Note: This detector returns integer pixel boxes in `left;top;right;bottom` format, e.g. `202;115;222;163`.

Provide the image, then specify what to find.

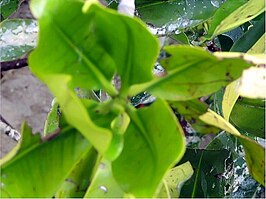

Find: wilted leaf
112;99;186;197
206;0;265;39
0;122;91;197
0;19;37;61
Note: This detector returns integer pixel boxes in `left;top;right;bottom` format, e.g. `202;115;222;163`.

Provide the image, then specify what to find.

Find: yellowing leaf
238;67;266;99
222;80;240;121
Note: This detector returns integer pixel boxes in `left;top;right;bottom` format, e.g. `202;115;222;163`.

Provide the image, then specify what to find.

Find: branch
0;114;21;142
0;58;28;72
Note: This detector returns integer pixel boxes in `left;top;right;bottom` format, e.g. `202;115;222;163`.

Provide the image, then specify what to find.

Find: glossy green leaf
222;80;240;121
206;0;265;39
157;161;194;198
0;0;19;20
85;159;125;198
112;99;186;197
55;148;98;198
230;98;265;138
170;100;220;134
0;19;37;61
230;13;265;53
179;148;233;198
0;122;91;197
199;109;265;185
130;45;251;100
135;0;223;30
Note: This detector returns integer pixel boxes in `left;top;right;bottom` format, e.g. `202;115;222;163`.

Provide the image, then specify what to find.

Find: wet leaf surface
0;19;37;61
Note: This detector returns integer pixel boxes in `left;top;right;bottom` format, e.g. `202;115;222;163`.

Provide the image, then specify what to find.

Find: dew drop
99;162;106;169
98;185;108;193
211;0;220;8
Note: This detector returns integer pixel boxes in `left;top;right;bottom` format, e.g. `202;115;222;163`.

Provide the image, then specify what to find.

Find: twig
0;58;28;72
0;115;21;142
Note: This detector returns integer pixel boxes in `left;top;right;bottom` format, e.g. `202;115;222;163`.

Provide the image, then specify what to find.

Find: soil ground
0;0;53;158
0;67;53;158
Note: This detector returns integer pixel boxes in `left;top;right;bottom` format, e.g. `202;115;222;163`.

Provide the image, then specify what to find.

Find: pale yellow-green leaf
222;80;240;121
209;0;265;38
238;67;266;99
248;33;265;54
199;109;241;136
157;161;194;198
213;52;266;65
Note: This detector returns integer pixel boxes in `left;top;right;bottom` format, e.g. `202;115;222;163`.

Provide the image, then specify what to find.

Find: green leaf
179;148;233;198
39;74;112;154
248;33;265;54
205;0;265;39
0;19;37;61
222;80;240;121
130;45;251;100
44;99;60;136
230;13;265;53
29;1;117;96
170;32;190;44
112;99;186;197
0;122;91;197
85;159;125;198
55;148;98;198
199;109;265;185
230;98;265;138
30;0;159;95
135;0;223;29
0;0;19;20
157;161;194;198
170;100;220;134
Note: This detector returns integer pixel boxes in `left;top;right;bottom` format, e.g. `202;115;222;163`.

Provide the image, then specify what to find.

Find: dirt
1;67;53;158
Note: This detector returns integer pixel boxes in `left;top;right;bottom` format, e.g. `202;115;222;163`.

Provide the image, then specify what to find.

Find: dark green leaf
135;0;223;30
230;12;265;52
0;0;19;20
199;109;265;185
112;99;186;197
230;98;265;138
179;148;233;198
